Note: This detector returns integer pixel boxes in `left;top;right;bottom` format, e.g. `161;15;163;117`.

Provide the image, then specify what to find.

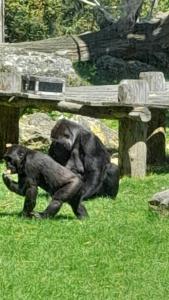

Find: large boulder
96;55;156;80
19;112;56;150
149;189;169;211
19;114;119;159
71;115;118;153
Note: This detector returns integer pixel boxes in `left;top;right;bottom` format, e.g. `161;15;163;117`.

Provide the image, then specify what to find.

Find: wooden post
0;70;21;159
140;72;166;165
0;0;4;43
0;106;19;159
118;79;150;177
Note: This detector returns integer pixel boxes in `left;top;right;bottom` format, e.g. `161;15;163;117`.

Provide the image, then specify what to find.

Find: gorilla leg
70;199;88;219
98;163;119;198
37;177;86;219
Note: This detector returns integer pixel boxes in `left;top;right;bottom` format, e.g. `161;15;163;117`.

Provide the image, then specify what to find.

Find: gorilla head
4;144;27;174
49;119;84;166
51;119;81;150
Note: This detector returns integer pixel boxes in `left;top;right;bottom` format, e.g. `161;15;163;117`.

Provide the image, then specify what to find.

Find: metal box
22;75;65;95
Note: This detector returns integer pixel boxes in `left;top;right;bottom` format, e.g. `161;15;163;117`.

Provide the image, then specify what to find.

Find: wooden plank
0;71;22;92
140;72;166;93
118;79;149;104
0;0;4;43
66;85;118;92
0;80;169;108
140;72;166;165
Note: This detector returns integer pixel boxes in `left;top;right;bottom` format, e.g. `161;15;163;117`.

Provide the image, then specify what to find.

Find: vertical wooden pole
140;72;166;165
0;0;4;43
118;79;150;177
0;105;19;159
119;118;148;177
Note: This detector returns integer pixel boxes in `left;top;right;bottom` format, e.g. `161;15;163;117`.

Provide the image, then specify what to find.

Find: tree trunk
0;12;168;68
0;106;19;159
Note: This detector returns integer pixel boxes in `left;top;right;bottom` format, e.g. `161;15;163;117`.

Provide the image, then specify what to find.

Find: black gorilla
2;144;88;219
48;119;119;201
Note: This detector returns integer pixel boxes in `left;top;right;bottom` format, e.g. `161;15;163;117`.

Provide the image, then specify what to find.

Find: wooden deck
1;81;169;110
0;71;168;177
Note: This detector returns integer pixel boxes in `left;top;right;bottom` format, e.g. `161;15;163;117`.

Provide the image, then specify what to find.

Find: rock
71;115;118;153
0;47;77;84
149;189;169;210
19;112;56;150
19;113;119;164
96;55;156;79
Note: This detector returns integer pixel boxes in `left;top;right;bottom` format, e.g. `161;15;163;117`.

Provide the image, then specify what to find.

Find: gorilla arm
2;173;38;216
2;173;26;196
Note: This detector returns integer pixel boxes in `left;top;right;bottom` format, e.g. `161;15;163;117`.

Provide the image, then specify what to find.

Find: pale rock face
19;113;56;150
0;47;77;82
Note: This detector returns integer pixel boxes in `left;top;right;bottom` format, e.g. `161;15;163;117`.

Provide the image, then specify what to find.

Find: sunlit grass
0;163;169;299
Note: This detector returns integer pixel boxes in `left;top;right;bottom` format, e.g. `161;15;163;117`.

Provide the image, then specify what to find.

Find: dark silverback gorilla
48;119;119;201
2;144;88;219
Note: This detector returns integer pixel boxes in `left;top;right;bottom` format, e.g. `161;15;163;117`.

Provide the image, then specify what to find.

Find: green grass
1;165;169;299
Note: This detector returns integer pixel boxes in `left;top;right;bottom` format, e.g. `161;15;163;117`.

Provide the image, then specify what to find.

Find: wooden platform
0;82;169;110
0;71;168;177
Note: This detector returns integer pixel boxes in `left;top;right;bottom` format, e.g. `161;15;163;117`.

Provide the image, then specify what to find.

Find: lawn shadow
147;158;169;175
54;214;75;221
0;211;75;221
0;211;19;217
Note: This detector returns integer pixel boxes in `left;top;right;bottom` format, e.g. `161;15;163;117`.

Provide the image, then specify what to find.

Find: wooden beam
140;72;166;165
118;79;150;177
0;0;4;43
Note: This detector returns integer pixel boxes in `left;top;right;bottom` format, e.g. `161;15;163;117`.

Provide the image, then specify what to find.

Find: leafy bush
5;0;169;42
5;0;48;42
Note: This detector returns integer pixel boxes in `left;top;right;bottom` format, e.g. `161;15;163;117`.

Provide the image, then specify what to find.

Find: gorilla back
3;144;88;219
49;119;119;201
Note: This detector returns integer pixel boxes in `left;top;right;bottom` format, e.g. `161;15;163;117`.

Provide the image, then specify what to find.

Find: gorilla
48;119;119;201
2;144;88;219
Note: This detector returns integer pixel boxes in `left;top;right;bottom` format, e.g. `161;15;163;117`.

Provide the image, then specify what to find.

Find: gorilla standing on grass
49;119;119;201
3;144;88;219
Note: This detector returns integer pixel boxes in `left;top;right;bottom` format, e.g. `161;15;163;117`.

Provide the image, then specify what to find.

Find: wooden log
118;79;149;177
0;106;19;159
0;95;131;119
118;79;149;104
1;12;169;66
140;71;166;165
119;118;147;177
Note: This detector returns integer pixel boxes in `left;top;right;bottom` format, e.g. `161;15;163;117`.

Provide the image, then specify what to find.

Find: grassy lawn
0;164;169;299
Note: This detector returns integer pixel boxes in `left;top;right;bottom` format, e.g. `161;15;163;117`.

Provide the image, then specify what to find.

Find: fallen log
0;12;168;68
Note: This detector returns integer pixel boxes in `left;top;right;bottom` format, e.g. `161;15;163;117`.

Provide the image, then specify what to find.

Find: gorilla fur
2;144;88;219
49;119;119;201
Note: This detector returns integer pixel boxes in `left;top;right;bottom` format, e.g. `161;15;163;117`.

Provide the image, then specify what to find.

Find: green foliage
1;163;169;298
158;0;169;12
5;0;169;42
5;0;48;42
5;0;98;42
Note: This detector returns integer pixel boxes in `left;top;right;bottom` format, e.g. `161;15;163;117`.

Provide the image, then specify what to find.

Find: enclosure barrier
0;70;168;177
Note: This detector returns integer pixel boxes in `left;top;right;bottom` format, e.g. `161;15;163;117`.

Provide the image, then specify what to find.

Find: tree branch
78;0;114;23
